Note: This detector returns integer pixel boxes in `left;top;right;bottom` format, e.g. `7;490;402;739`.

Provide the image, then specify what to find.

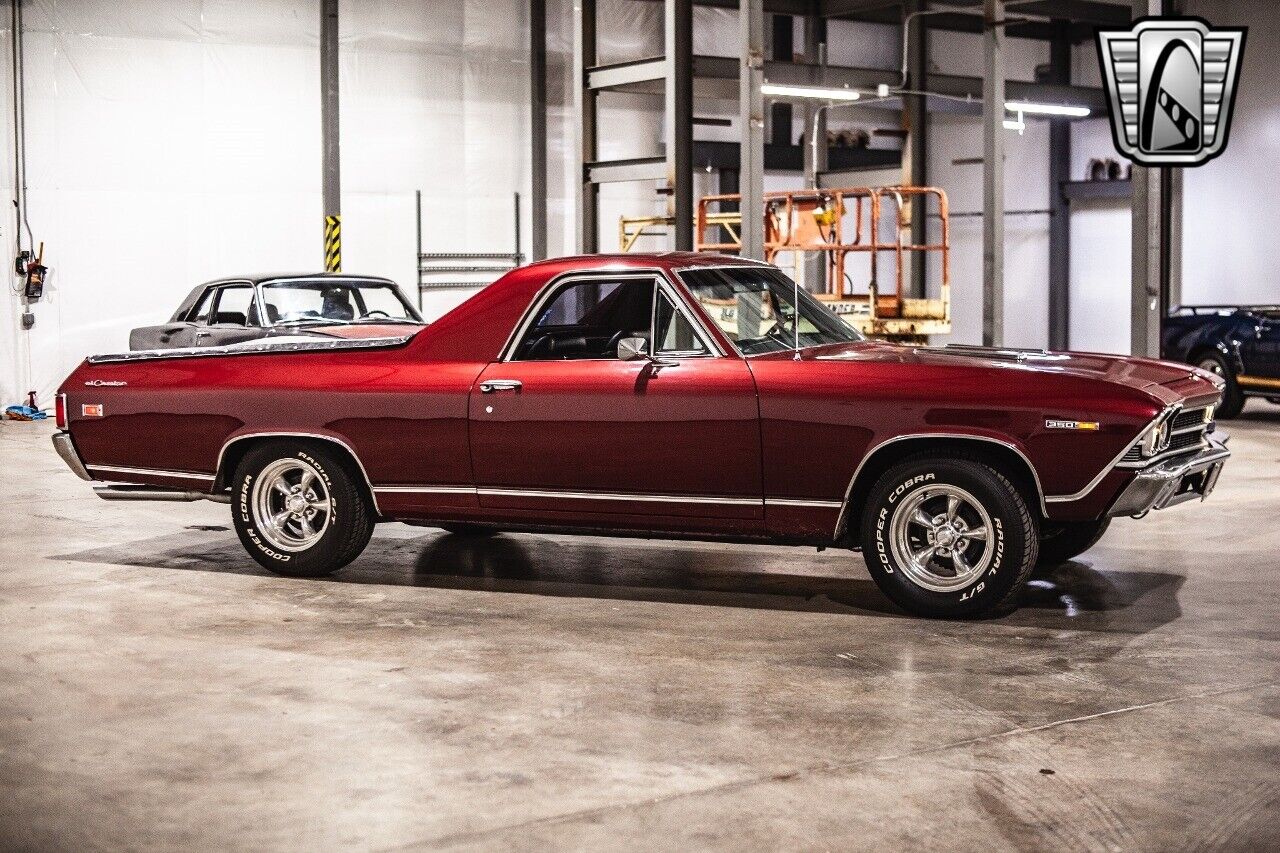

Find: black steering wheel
605;329;632;357
363;309;391;319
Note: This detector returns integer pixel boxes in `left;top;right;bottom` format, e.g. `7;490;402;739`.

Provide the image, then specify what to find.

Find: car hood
293;323;426;339
770;340;1218;398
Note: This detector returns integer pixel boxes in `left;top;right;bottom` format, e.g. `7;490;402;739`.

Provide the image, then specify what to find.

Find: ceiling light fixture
761;83;861;101
1004;100;1091;117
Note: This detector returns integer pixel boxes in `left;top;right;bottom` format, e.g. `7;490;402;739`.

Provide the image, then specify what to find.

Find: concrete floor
1;406;1278;852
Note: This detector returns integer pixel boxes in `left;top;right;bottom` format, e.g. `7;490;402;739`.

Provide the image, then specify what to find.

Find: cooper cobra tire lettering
230;440;373;577
858;455;1036;618
239;472;291;562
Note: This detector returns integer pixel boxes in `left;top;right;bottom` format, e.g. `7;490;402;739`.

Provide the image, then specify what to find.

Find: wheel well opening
840;437;1045;541
214;435;378;513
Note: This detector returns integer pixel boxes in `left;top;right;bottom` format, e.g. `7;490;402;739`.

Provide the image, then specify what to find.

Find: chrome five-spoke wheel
251;457;333;552
889;484;994;593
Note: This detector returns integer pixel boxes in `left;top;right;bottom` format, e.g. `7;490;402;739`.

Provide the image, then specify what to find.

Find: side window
514;278;654;360
654;289;709;356
211;286;255;326
188;288;217;324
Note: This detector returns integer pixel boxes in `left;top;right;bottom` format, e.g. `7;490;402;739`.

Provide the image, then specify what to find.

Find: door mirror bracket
617;336;676;369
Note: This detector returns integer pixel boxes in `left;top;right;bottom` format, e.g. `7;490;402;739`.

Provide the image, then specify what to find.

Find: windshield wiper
353;316;420;324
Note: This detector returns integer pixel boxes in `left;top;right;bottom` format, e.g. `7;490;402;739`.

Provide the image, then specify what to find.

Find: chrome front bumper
1108;437;1230;518
52;431;92;481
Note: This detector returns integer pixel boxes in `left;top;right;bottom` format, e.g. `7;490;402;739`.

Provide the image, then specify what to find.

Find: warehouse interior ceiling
1;0;1276;409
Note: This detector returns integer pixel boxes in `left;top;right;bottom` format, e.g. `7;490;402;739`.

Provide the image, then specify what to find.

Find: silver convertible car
129;273;425;350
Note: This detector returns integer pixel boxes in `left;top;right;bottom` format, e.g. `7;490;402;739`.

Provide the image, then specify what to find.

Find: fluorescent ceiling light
1005;100;1090;117
761;83;861;101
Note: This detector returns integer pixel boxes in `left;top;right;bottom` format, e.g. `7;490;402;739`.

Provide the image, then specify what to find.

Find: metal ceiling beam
678;56;1108;110
634;0;1129;40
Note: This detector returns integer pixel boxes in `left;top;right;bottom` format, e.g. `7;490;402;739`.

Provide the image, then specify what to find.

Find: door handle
480;379;522;393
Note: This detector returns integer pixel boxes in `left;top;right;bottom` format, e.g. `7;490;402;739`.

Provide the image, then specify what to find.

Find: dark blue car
1163;305;1280;418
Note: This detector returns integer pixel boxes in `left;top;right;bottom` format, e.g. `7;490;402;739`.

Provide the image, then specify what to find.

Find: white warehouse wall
1181;0;1280;306
4;0;1279;409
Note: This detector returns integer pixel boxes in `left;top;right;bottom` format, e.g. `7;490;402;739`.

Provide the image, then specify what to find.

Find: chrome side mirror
617;336;648;361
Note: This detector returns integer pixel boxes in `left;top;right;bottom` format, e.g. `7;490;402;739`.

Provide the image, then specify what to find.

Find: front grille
1167;429;1206;453
1172;406;1210;432
1120;405;1213;464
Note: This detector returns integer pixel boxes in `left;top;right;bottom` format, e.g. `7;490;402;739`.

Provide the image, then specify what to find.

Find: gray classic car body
129;273;424;351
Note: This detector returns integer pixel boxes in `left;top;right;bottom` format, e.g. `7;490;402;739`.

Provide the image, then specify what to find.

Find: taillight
55;393;66;429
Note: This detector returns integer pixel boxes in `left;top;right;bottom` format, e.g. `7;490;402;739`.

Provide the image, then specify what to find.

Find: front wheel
231;441;374;577
860;455;1037;618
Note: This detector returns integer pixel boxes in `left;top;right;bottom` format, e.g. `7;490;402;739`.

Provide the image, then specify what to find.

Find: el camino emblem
1046;419;1100;431
82;404;104;417
85;379;127;387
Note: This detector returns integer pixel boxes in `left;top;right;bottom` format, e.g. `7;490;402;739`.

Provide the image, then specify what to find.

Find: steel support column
320;0;341;271
665;0;694;250
1130;0;1170;357
982;0;1004;346
740;0;766;260
573;0;598;253
907;0;928;298
1046;20;1071;350
530;0;547;261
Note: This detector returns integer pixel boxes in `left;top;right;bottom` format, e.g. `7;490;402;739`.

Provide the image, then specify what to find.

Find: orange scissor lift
675;185;950;342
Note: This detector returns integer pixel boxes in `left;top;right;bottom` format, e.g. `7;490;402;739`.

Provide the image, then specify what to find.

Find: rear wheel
1037;518;1110;568
231;441;373;576
860;455;1037;618
1196;353;1244;418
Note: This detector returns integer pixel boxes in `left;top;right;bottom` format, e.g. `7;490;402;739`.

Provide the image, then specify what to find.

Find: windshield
259;279;422;325
678;266;863;355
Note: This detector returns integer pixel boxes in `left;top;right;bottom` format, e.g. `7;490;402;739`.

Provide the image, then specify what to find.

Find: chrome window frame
205;282;264;329
671;263;866;358
499;269;725;363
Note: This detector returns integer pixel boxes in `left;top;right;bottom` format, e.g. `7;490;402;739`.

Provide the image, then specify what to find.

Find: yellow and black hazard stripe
324;214;341;272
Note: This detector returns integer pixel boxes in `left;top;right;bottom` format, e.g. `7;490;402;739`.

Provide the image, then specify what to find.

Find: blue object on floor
4;405;47;420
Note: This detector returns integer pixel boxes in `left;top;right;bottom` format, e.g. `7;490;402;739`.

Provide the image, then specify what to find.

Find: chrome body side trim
87;334;414;364
765;498;843;509
87;464;216;482
373;485;476;495
832;433;1049;539
215;432;381;514
371;486;840;510
475;487;761;506
52;432;92;481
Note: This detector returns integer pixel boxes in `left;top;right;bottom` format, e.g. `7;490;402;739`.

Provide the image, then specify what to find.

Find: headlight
1137;409;1176;458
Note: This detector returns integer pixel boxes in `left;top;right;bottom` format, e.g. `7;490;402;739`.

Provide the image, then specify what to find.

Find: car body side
60;253;1217;546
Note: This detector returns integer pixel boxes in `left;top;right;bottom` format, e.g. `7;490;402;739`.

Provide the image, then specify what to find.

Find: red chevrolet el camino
53;254;1229;618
